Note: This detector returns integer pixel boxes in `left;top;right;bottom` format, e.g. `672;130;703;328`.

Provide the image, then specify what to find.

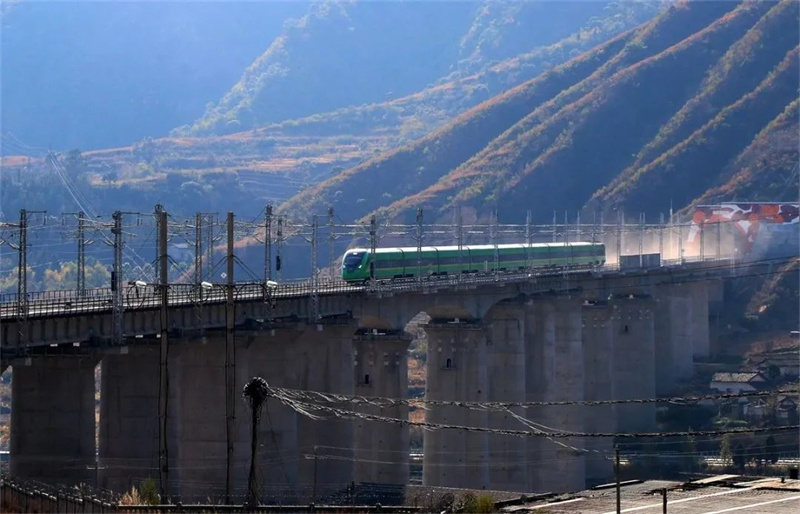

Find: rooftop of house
711;372;768;383
499;475;800;513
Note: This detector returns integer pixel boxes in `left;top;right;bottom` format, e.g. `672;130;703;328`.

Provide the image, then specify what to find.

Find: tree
63;149;88;183
720;434;732;467
765;435;778;465
682;432;699;472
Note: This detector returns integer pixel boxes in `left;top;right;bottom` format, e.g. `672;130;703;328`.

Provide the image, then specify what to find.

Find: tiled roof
711;372;766;383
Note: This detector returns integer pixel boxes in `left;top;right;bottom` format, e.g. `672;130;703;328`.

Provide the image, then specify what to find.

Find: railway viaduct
0;253;745;503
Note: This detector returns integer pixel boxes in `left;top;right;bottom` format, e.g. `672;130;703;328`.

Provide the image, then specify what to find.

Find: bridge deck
0;257;738;321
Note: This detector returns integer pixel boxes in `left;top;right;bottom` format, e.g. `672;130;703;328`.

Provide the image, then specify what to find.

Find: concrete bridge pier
422;320;488;490
352;331;412;486
708;281;725;356
654;285;692;395
611;298;656;433
166;337;251;503
240;329;303;505
581;302;615;486
10;355;99;485
485;304;527;492
525;298;585;494
291;323;357;501
689;282;710;359
99;346;160;493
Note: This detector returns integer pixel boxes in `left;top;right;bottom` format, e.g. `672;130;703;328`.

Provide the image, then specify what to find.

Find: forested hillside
281;0;799;227
181;0;659;136
2;1;659;222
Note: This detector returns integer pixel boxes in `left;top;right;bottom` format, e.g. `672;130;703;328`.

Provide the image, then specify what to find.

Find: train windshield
343;252;366;270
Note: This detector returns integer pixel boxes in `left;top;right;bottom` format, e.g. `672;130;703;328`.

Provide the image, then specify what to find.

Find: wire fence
0;475;425;513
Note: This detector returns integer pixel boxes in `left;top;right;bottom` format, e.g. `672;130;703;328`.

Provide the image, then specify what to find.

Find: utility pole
700;217;705;261
416;208;423;283
312;445;319;505
492;210;499;280
77;211;86;296
157;206;170;498
576;212;581;241
328;207;335;279
615;445;621;514
369;215;377;282
639;212;645;267
264;205;272;283
600;211;604;244
617;210;623;264
13;209;45;345
206;214;215;281
525;210;532;269
457;206;463;283
525;210;532;245
195;212;203;289
309;215;319;323
111;211;123;346
276;216;283;282
225;212;235;505
17;209;27;322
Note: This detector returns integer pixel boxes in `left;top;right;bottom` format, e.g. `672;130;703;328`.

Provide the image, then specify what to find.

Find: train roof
344;242;603;255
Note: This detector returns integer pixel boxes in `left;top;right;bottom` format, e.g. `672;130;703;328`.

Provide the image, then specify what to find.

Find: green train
341;242;606;282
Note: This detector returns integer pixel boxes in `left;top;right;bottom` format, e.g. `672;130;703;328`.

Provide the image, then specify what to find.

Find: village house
752;352;800;379
710;371;770;395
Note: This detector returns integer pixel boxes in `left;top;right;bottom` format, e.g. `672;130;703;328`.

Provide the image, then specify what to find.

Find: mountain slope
282;0;798;226
182;1;662;138
688;99;799;207
592;43;799;215
181;1;478;136
278;30;635;221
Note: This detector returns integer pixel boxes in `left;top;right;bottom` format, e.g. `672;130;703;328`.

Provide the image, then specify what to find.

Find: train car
341;242;605;282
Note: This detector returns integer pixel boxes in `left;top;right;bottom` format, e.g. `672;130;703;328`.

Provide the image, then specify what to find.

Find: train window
343;252;365;270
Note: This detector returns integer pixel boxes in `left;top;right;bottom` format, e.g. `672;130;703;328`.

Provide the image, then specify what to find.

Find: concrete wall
581;303;615;486
654;285;693;395
485;304;526;492
99;346;160;493
166;338;251;502
10;356;98;485
689;282;710;359
524;298;585;494
423;321;488;490
353;334;411;486
291;324;357;501
611;299;656;433
240;330;303;505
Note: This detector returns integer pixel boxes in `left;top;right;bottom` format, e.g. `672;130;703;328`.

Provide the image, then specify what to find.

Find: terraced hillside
1;2;658;219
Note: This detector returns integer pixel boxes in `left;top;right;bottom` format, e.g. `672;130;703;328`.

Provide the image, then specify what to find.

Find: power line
267;389;799;439
262;384;797;410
